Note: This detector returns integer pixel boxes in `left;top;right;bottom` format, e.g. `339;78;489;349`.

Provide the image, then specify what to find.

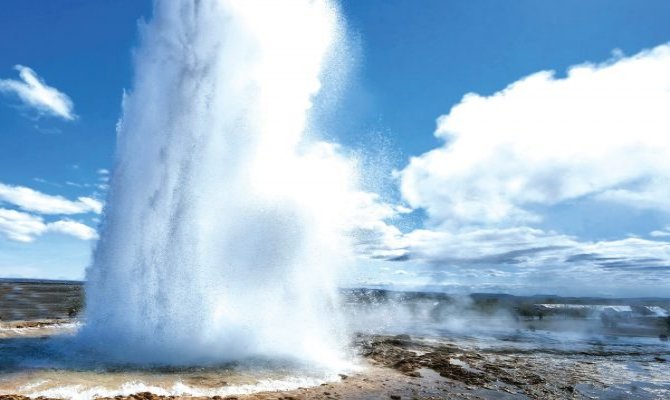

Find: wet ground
1;282;669;399
0;320;669;399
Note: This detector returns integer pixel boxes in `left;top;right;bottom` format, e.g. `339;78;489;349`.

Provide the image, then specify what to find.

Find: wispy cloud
0;208;97;242
0;208;47;242
0;182;102;215
356;224;670;296
650;226;670;238
47;219;98;241
0;65;76;120
398;228;670;272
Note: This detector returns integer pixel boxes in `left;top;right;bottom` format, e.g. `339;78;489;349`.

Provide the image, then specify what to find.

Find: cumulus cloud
0;65;76;120
0;183;102;215
345;191;411;260
400;43;670;226
360;43;670;295
0;208;97;242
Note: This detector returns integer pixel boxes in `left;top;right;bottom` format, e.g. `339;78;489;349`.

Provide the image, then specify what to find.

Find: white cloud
360;43;670;295
398;226;575;264
345;191;410;260
76;196;104;214
0;183;102;215
358;224;670;295
650;226;670;238
392;227;670;273
47;219;98;241
0;208;47;242
0;65;76;120
0;208;97;242
400;43;670;226
96;169;110;183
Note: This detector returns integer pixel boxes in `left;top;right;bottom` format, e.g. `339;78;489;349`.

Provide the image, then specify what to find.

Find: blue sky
1;1;670;296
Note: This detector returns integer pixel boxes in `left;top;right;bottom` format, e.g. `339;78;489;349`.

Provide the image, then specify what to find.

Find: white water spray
81;0;355;366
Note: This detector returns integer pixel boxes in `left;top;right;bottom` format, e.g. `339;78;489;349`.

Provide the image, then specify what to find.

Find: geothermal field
1;0;670;399
1;280;670;399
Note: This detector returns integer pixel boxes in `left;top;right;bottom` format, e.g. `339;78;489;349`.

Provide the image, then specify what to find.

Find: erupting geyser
81;0;355;366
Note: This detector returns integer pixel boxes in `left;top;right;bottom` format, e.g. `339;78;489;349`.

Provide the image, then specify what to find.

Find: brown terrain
0;280;82;321
2;319;668;400
1;280;668;399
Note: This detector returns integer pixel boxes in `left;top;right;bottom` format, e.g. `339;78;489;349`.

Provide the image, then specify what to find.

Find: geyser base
0;323;351;400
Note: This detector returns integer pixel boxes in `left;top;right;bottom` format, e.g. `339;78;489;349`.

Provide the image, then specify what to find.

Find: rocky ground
2;281;668;399
3;323;667;400
0;280;82;321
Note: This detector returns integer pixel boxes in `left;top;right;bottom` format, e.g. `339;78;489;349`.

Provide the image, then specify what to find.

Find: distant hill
0;277;83;285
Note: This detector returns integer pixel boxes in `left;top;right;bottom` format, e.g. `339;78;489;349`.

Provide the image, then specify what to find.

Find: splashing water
81;0;355;367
